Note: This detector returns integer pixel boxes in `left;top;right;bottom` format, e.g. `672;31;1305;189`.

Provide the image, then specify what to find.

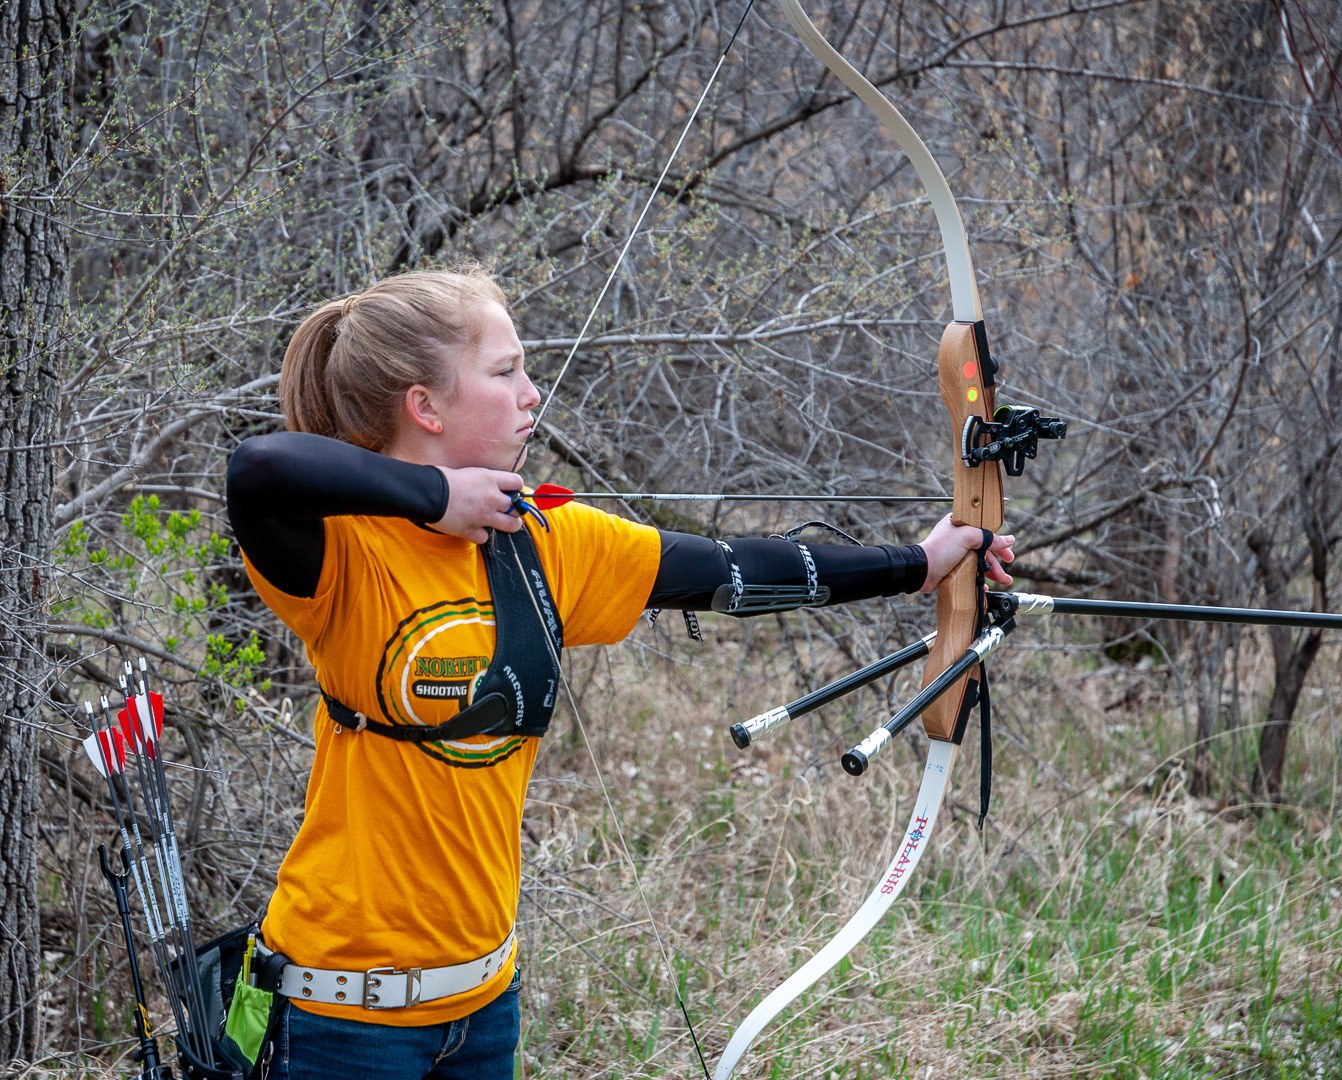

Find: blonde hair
280;267;508;451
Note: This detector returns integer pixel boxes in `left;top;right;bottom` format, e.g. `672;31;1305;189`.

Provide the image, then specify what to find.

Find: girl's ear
404;384;444;434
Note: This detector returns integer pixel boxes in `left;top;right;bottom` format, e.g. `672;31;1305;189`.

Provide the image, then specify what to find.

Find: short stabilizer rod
730;632;936;748
843;621;1013;776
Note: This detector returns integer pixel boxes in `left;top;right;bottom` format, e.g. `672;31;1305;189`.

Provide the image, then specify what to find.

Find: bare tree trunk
1252;639;1321;801
1248;503;1332;801
0;0;73;1062
1190;626;1228;797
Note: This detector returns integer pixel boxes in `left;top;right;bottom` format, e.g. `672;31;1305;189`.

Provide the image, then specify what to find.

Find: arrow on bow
523;483;952;508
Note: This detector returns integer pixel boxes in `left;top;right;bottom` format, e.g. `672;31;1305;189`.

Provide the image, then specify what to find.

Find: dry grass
514;616;1342;1078
20;611;1342;1079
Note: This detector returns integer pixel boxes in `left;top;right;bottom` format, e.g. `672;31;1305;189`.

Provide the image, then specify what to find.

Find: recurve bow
713;3;1005;1074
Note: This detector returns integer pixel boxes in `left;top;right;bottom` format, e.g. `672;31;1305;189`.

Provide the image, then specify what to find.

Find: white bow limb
713;738;958;1078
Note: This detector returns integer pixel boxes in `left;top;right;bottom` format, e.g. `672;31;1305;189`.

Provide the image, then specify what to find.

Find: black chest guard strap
321;527;564;742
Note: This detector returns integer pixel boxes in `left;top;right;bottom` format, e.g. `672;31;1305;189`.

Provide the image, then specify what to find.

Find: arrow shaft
90;696;190;1050
117;665;213;1065
549;491;951;504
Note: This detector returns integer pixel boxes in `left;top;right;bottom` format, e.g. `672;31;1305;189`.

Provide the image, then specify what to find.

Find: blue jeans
268;969;520;1080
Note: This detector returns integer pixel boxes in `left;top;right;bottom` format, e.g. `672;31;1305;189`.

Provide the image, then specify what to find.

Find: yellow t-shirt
243;501;661;1025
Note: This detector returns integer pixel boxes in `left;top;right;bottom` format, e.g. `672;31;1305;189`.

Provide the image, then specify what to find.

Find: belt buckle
363;965;422;1009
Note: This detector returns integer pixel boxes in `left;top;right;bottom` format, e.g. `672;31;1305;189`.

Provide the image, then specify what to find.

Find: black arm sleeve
226;431;450;598
649;531;928;611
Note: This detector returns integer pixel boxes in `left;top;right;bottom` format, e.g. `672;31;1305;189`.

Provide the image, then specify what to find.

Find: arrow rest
962;405;1067;477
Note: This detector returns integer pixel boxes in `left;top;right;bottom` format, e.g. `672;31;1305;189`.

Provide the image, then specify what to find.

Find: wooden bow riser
920;320;1004;741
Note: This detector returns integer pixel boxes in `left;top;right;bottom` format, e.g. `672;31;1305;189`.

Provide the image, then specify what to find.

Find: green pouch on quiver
176;923;287;1079
224;980;273;1065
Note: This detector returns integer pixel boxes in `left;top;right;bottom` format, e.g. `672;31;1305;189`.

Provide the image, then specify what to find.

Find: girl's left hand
917;514;1015;594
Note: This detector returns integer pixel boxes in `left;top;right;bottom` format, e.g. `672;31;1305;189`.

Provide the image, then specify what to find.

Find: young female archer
225;266;1014;1080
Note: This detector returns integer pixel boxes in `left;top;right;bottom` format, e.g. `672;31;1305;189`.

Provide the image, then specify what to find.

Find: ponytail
279;266;508;451
279;301;347;441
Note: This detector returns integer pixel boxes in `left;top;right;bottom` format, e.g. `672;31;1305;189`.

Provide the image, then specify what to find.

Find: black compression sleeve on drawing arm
648;531;928;612
226;431;449;598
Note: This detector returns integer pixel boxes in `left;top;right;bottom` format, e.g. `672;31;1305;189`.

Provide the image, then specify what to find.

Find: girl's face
434;302;541;471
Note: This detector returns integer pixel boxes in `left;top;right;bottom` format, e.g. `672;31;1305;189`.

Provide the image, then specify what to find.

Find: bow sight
963;404;1067;476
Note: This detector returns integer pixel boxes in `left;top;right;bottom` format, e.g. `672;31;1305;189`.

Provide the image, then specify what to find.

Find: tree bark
0;0;73;1063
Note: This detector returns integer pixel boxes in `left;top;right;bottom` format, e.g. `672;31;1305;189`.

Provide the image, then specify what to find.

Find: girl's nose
520;372;541;410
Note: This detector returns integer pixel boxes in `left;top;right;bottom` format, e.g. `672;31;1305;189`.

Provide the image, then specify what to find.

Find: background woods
3;0;1339;1075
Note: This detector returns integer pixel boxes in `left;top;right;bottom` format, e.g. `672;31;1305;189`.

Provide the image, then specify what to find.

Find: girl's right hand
431;467;526;544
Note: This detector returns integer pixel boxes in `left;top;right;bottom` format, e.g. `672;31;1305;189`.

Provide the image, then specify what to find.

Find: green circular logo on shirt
374;598;526;768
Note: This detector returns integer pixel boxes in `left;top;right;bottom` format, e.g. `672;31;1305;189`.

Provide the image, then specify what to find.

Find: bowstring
503;7;758;1073
510;0;756;474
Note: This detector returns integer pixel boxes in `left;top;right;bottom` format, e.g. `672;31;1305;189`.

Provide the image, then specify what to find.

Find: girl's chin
437;448;526;472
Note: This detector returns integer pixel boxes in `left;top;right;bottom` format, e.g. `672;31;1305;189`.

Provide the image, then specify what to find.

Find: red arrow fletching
83;728;128;777
118;691;165;753
529;483;576;509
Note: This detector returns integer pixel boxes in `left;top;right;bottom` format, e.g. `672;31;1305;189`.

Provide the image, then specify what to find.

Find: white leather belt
278;929;515;1010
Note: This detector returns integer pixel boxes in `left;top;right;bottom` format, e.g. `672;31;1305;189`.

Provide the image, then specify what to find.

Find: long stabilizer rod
733;593;1339;767
1004;592;1342;630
